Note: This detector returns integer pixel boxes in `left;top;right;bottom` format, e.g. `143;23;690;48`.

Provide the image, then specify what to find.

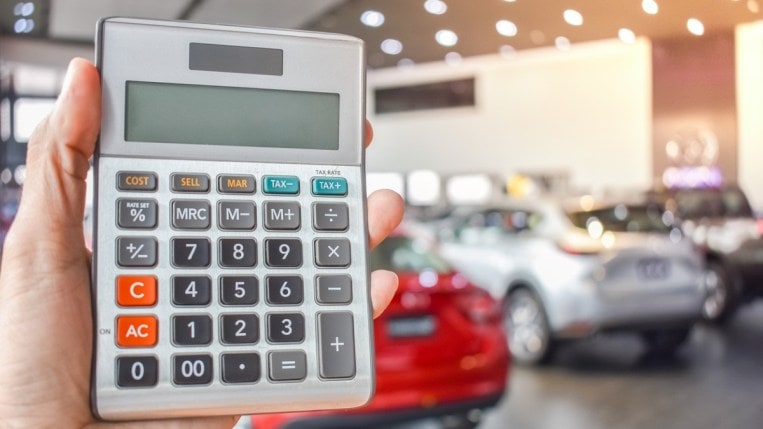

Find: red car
251;229;510;429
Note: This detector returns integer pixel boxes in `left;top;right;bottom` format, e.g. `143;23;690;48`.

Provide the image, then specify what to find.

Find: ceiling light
749;0;760;13
380;39;403;55
687;18;705;36
642;0;659;15
496;20;518;37
14;2;35;16
424;0;447;15
435;29;458;47
555;36;571;51
14;18;34;33
397;58;415;70
360;10;385;27
499;45;517;58
618;28;636;44
445;52;463;65
563;9;584;26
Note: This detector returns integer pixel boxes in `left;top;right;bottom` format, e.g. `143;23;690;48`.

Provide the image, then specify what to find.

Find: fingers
13;58;101;233
371;270;398;319
364;120;373;148
367;189;404;249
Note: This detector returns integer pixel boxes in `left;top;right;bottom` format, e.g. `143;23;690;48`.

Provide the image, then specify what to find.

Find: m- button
218;175;255;194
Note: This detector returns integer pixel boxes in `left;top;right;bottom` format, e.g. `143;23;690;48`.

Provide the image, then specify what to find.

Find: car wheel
506;288;554;365
440;413;480;429
640;327;691;357
702;262;738;324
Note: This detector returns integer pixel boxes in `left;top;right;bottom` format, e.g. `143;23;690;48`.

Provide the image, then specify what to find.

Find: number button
266;275;304;305
313;203;349;231
172;200;211;230
264;202;301;230
314;238;351;267
265;239;302;268
267;313;305;343
219;238;257;268
218;201;256;230
117;356;158;387
173;354;213;385
221;314;259;344
172;276;211;306
118;199;158;229
171;238;210;268
220;276;258;306
173;315;212;346
221;353;261;384
117;237;157;267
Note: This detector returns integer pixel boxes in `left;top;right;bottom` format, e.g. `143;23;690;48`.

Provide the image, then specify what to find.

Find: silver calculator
91;17;373;420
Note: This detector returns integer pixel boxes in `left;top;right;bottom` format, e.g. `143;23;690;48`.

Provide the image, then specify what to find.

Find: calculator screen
125;81;340;150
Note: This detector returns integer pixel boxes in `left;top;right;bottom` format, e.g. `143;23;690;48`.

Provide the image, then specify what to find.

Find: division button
268;351;307;382
218;201;256;230
313;203;349;231
264;202;300;230
318;312;355;379
218;175;255;194
116;315;158;347
117;356;158;387
117;237;157;267
117;171;157;191
171;173;209;193
222;353;261;384
117;199;158;229
262;175;300;195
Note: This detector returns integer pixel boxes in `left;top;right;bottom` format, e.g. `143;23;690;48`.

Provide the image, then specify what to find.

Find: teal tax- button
262;175;300;194
312;177;348;196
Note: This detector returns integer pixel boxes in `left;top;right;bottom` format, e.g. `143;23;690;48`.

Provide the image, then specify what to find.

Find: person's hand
0;58;404;428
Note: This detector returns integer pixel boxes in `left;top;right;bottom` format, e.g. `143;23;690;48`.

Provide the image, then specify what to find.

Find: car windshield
672;188;754;219
567;204;671;233
370;236;451;273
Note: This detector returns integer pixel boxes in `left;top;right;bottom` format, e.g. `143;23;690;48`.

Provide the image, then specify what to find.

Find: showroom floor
401;302;763;429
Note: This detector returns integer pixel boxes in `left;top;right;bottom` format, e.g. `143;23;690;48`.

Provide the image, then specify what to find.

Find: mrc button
117;171;157;191
218;175;255;194
171;173;210;192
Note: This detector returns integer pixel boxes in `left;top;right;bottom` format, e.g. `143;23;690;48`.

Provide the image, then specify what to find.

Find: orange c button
117;315;158;347
117;275;157;306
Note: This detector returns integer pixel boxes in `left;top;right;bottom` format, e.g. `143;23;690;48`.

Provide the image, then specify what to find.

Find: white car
434;196;705;364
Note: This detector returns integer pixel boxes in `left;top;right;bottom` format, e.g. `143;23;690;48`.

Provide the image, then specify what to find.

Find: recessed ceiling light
424;0;448;15
555;36;571;51
687;18;705;36
496;19;518;37
397;58;415;69
445;52;463;66
360;10;385;27
618;28;636;44
748;0;760;13
563;9;584;26
380;38;403;55
499;45;517;58
642;0;659;15
435;29;458;47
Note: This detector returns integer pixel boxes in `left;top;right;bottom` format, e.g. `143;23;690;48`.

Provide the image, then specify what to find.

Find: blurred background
1;1;763;428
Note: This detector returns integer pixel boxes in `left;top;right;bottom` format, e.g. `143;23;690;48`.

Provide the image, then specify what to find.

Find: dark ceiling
306;0;762;69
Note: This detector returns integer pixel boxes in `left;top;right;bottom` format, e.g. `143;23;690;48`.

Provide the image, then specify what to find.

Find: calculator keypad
98;163;369;400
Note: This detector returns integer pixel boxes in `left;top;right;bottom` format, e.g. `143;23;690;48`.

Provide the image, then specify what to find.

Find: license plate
387;315;436;338
637;258;670;280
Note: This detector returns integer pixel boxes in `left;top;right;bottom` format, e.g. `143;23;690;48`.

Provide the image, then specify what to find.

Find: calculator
91;17;373;420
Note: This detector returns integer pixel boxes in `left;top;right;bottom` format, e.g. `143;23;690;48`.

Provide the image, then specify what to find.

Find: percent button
118;198;158;229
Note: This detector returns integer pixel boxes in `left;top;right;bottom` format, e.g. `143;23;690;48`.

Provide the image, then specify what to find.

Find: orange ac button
117;275;157;306
117;315;158;347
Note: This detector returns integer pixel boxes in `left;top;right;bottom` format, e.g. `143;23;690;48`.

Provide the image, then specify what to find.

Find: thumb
14;58;101;235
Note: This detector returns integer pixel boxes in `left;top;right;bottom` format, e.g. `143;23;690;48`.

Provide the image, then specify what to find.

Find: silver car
434;196;705;364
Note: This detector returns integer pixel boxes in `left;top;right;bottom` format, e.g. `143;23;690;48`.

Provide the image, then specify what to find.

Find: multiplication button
117;199;157;229
314;238;350;267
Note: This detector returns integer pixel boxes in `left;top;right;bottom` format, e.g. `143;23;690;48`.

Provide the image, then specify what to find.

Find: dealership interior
1;1;763;429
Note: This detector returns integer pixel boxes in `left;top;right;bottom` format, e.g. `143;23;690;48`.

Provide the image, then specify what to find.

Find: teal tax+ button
263;175;300;194
312;177;348;196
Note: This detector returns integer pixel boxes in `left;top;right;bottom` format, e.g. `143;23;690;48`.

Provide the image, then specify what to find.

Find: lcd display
125;81;340;150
